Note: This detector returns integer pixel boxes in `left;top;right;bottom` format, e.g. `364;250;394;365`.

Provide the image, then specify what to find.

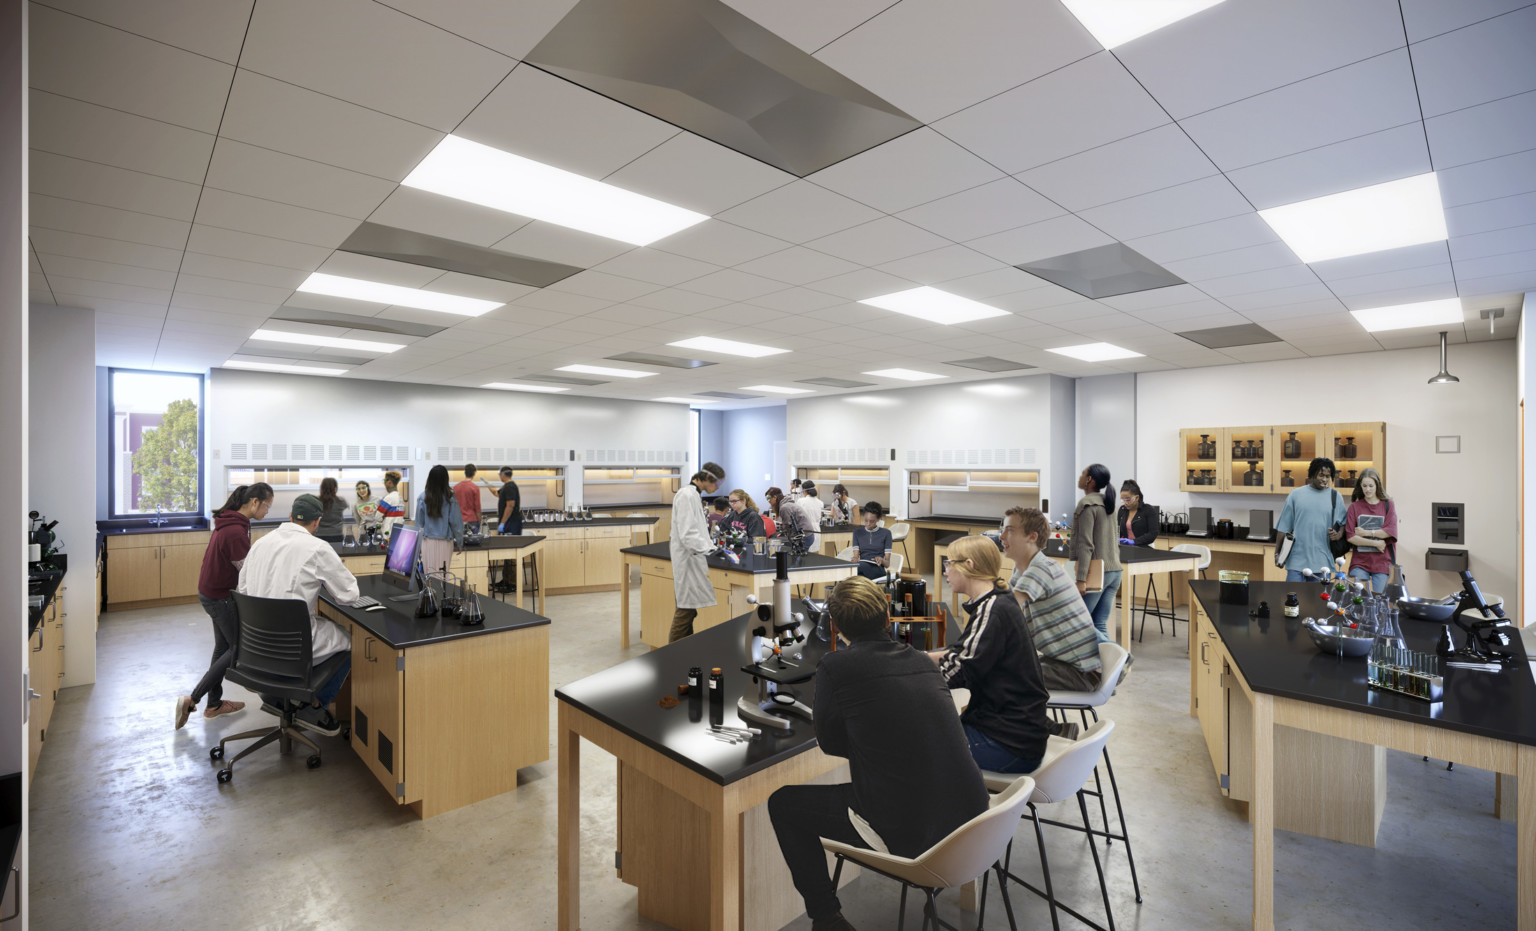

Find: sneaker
174;695;194;730
204;699;245;720
812;915;857;931
295;704;342;737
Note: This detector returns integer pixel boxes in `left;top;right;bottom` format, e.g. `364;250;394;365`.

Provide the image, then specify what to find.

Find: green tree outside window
132;398;199;512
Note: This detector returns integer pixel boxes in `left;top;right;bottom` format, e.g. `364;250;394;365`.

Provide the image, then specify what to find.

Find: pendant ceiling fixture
1427;331;1459;385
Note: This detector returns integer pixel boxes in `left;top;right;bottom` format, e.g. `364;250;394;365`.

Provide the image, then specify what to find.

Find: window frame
107;367;206;520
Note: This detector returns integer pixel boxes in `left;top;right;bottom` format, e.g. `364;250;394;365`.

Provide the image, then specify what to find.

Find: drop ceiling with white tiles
25;0;1536;406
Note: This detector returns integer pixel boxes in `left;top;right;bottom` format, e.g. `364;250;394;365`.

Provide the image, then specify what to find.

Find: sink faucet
147;506;169;527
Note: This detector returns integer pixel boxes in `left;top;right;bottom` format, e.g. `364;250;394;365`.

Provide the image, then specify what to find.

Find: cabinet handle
32;631;42;653
1200;641;1209;666
365;638;376;663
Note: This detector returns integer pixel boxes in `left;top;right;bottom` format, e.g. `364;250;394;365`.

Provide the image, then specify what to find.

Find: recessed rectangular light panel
223;361;349;376
864;368;947;381
296;272;502;316
1046;343;1143;362
249;328;406;353
654;397;718;404
484;382;569;393
1062;0;1226;48
1258;173;1447;264
1349;298;1463;333
741;385;812;394
557;364;656;378
668;336;788;357
402;135;708;246
859;287;1010;324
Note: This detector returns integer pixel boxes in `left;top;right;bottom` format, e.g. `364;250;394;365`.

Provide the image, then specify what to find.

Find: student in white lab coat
669;461;726;642
237;493;360;736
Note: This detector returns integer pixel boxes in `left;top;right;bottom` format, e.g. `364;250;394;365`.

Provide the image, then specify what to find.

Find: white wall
5;2;27;917
786;374;1070;519
1046;375;1076;519
1136;340;1519;601
207;369;690;514
30;304;95;685
1076;373;1137;486
718;405;786;496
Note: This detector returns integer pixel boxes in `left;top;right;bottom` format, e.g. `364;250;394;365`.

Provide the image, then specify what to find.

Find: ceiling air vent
437;447;450;461
364;445;377;460
251;443;268;460
396;446;409;461
271;444;287;460
311;445;324;460
291;444;306;461
346;445;360;461
328;445;342;461
231;443;248;460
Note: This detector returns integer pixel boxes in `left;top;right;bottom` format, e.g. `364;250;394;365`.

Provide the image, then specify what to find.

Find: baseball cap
291;493;325;522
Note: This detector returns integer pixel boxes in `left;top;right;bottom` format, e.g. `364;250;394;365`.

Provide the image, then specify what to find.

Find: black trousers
768;783;873;921
191;594;237;709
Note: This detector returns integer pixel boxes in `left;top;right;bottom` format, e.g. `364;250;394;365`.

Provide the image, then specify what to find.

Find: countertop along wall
1135;340;1519;602
785;373;1074;519
206;370;690;515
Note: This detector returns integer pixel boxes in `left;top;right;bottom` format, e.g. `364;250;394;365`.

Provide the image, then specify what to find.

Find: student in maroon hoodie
174;483;273;729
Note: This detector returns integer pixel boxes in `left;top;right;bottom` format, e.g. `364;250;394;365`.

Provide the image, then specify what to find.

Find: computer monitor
383;525;420;591
1248;509;1274;542
1186;507;1212;537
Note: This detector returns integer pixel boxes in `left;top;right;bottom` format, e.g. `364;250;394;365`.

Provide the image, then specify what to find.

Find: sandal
174;695;194;730
204;699;246;720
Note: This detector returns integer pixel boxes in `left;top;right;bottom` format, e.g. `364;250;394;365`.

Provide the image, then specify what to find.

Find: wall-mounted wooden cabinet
1179;423;1384;494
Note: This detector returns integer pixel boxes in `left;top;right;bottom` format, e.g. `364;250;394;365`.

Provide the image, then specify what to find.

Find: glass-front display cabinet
223;465;412;521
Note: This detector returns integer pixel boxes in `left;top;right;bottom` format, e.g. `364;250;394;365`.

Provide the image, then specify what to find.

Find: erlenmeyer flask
460;586;484;626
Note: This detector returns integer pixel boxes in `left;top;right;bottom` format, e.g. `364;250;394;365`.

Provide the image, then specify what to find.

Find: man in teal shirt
1275;457;1347;581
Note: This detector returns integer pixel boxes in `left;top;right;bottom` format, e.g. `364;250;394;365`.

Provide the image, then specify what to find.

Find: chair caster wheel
307;755;322;769
210;746;224;761
340;726;350;740
217;769;232;783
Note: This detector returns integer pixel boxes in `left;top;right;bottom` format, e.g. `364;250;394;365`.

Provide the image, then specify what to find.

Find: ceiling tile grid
24;0;1535;397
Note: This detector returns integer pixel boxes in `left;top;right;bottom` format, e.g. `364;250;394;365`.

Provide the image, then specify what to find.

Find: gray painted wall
30;304;96;685
1074;373;1136;492
719;405;787;495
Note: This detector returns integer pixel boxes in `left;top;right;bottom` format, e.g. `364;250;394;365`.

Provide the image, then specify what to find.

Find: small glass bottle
1283;431;1301;459
688;666;702;689
708;667;723;703
1283;592;1299;617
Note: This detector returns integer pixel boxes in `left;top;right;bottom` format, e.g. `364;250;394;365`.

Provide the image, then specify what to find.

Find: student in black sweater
769;577;987;931
931;534;1057;772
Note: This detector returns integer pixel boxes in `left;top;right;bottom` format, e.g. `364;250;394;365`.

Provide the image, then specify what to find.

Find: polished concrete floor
30;583;1518;930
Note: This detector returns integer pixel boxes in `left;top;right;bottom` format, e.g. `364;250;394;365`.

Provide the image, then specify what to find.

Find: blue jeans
1286;569;1313;583
1349;567;1389;593
316;653;351;707
963;722;1043;774
192;594;237;708
1081;570;1123;643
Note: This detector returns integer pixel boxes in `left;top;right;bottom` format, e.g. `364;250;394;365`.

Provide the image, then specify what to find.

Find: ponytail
217;482;273;515
1085;463;1114;512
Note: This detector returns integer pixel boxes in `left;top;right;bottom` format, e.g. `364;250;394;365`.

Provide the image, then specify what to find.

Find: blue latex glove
1119;537;1136;545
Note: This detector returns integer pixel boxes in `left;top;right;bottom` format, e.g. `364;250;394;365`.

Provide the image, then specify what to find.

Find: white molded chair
835;546;859;562
1138;543;1212;641
874;552;904;587
822;775;1036;931
1046;643;1140;910
980;719;1123;931
890;521;912;563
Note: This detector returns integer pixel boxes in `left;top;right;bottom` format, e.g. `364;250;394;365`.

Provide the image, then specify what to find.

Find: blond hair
729;489;757;511
947;535;1001;584
828;576;889;639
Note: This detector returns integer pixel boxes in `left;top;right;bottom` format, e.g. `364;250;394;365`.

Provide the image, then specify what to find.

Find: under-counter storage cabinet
105;531;210;609
349;624;416;805
541;525;629;593
28;597;66;778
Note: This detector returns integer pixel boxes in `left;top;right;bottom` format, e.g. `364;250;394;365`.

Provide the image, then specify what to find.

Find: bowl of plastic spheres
1302;619;1374;657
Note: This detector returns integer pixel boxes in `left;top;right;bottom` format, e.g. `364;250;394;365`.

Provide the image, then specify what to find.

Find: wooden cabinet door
583;528;627;587
1179;428;1224;492
106;544;162;604
1193;610;1227;789
542;529;586;590
1227;426;1271;493
639;570;676;648
159;543;206;599
350;633;407;803
1324;421;1385;493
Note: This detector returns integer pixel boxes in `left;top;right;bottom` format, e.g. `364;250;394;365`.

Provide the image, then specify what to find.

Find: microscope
737;551;813;732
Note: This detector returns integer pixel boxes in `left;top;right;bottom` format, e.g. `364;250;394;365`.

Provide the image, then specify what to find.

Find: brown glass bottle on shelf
1243;460;1264;486
1283;432;1301;459
1343;436;1357;459
1197;434;1214;459
1281;470;1295;487
1187;469;1197;485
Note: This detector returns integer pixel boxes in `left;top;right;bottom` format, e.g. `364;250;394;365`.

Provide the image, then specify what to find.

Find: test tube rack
1367;642;1444;702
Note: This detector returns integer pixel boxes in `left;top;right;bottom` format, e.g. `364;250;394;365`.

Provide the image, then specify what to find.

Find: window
109;369;204;518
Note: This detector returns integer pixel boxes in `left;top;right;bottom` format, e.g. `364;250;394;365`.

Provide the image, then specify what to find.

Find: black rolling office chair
211;592;349;783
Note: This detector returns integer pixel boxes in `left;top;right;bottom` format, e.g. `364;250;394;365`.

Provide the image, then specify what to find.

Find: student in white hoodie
237;493;359;736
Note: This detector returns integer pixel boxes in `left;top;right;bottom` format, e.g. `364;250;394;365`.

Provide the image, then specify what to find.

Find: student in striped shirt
1002;505;1104;692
